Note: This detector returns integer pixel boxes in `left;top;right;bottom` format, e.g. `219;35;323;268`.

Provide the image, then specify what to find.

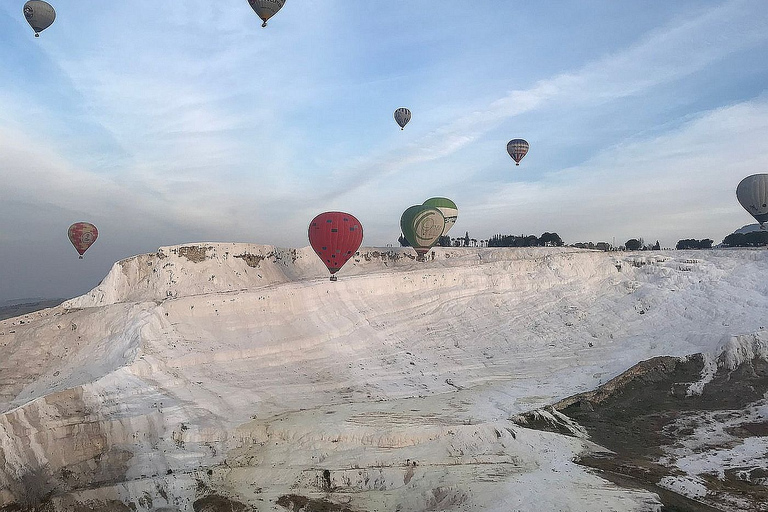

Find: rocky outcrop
515;334;768;511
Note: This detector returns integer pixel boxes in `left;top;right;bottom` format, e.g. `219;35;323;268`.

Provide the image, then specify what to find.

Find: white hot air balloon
394;107;411;130
23;0;55;37
247;0;286;27
737;174;768;227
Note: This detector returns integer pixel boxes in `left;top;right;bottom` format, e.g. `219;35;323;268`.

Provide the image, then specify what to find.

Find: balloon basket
329;275;338;282
78;256;83;259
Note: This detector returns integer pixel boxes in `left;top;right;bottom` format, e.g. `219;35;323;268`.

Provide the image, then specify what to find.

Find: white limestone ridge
1;244;768;511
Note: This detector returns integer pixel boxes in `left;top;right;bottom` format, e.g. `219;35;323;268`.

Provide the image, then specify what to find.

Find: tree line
399;232;564;248
398;230;768;250
722;231;768;247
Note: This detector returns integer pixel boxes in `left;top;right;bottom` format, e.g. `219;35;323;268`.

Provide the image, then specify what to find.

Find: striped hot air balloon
507;139;529;166
394;108;411;130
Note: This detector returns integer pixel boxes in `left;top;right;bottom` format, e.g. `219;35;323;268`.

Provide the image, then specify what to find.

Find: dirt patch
177;246;210;263
276;495;355;512
193;494;252;512
1;497;134;512
727;421;768;437
555;355;704;456
361;250;411;262
234;253;265;268
578;454;723;512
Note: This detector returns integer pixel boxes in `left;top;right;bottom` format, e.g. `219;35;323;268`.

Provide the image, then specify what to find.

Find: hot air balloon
507;139;529;166
68;222;98;259
247;0;286;27
23;1;55;37
308;212;363;281
400;205;445;260
394;108;411;130
423;197;458;237
737;174;768;228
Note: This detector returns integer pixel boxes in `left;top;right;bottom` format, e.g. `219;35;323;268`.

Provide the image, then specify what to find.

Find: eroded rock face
515;338;768;511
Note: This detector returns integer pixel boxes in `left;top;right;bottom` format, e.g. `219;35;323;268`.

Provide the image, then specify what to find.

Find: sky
1;0;768;301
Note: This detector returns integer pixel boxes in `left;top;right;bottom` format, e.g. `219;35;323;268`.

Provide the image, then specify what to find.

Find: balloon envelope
23;1;55;37
423;197;458;236
507;139;529;166
68;222;98;258
394;108;411;130
400;205;445;258
737;174;768;226
247;0;286;27
308;212;363;276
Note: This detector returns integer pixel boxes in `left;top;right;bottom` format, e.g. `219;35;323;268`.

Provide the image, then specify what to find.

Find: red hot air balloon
68;222;98;259
308;212;363;281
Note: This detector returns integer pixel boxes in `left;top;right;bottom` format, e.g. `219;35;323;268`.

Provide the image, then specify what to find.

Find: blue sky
1;0;768;300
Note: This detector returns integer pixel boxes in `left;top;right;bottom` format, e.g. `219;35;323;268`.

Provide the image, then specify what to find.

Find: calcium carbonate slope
1;245;767;511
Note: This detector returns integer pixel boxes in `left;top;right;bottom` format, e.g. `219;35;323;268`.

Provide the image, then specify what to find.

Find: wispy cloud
468;97;768;245
320;0;768;204
1;1;767;299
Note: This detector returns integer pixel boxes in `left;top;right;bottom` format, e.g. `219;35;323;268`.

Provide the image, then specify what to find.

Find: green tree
540;232;563;247
723;232;768;247
625;239;641;251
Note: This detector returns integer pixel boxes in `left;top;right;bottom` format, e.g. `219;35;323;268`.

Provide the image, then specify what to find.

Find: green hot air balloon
423;197;458;236
400;205;445;260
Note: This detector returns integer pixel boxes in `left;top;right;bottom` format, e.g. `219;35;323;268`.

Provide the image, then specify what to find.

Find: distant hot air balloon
394;108;411;130
507;139;529;166
737;174;768;228
23;0;55;37
247;0;286;27
68;222;98;259
400;205;445;260
423;197;458;236
308;212;363;281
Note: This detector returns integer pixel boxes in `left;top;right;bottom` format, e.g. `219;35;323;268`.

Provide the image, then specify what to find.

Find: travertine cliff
1;245;767;511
